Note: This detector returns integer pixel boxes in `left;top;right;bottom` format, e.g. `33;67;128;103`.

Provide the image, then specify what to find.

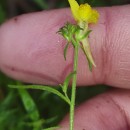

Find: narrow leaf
18;89;40;121
9;85;70;105
42;126;60;130
64;42;69;60
62;71;76;94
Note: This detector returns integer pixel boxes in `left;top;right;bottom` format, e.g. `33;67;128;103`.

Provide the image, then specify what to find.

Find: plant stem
70;43;79;130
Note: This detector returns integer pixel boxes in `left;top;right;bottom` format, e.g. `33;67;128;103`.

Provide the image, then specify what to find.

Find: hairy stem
70;43;79;130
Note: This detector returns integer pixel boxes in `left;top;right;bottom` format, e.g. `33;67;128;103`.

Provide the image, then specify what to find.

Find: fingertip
60;89;130;130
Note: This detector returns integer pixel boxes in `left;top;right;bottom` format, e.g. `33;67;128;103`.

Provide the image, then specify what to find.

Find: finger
60;89;130;130
0;5;130;88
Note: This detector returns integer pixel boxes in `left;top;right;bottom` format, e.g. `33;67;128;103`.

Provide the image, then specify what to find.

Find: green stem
70;43;79;130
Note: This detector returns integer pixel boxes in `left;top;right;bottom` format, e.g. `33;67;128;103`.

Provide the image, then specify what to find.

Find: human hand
0;5;130;130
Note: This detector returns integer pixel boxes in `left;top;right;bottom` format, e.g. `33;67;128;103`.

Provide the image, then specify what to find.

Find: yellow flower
68;0;99;23
68;0;99;69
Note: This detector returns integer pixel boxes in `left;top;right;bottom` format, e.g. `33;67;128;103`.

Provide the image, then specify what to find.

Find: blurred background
0;0;130;130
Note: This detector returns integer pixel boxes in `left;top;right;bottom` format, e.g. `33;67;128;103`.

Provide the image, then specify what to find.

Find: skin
0;5;130;130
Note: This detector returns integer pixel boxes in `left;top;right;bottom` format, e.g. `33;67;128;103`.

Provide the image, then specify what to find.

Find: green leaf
18;89;40;122
42;126;60;130
64;42;69;60
0;91;15;108
9;85;70;105
62;71;76;94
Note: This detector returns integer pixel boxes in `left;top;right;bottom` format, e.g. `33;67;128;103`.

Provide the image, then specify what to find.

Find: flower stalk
70;43;79;130
58;1;99;129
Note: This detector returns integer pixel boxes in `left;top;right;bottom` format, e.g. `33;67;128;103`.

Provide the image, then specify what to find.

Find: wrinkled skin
0;5;130;130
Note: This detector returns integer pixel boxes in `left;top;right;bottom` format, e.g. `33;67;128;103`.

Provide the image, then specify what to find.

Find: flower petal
68;0;79;21
78;4;92;22
88;10;99;24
